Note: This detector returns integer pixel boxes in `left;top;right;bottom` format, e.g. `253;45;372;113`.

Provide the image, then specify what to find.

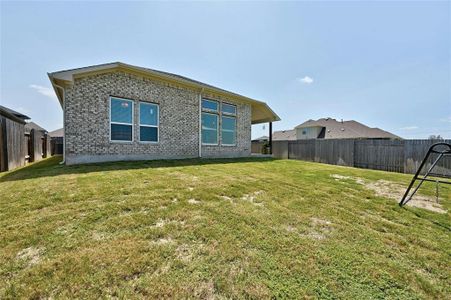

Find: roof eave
48;73;65;108
49;62;281;123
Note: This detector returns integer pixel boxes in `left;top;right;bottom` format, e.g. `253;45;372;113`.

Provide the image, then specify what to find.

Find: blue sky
1;1;450;139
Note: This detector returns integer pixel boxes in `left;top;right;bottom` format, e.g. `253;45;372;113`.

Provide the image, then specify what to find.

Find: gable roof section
273;129;297;141
48;62;280;124
49;128;64;138
0;105;30;123
252;135;269;142
25;122;47;134
295;118;401;139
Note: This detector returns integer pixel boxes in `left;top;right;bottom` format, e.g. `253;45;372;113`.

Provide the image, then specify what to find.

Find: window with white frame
139;102;159;142
221;115;236;145
201;99;219;145
221;103;236;115
221;103;236;145
110;97;133;141
201;99;237;146
202;112;218;145
202;99;219;112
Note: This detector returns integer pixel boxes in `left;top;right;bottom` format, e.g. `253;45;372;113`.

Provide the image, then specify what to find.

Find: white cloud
399;126;418;130
298;76;314;84
29;84;57;101
439;116;451;123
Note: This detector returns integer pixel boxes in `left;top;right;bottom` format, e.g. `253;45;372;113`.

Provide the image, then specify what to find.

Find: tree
428;135;444;140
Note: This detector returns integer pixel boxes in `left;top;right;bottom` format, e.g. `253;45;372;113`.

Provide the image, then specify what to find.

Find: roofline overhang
0;108;28;124
48;62;281;123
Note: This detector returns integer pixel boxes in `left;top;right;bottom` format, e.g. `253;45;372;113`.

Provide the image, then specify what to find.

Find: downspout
52;83;66;164
198;88;204;158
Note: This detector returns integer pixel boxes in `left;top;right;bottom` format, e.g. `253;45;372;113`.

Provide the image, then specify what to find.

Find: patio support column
269;122;273;155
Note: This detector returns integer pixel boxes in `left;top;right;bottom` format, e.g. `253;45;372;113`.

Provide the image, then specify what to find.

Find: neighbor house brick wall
63;71;251;164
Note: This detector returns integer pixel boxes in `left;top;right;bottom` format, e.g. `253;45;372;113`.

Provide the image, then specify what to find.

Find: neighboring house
0;105;30;172
49;128;64;155
253;129;297;142
274;129;297;141
24;121;51;162
48;62;280;165
276;118;401;140
251;135;269;142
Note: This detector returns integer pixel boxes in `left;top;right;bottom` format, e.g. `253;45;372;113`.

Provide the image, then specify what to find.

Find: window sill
110;140;133;144
221;144;237;147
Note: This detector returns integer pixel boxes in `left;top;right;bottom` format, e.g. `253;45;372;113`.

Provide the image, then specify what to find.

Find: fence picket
272;139;451;175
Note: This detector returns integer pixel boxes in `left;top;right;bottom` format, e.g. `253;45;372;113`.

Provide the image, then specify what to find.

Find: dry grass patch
16;247;43;267
331;174;446;213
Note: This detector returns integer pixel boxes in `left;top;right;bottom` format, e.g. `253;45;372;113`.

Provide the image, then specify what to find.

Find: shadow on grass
0;155;276;183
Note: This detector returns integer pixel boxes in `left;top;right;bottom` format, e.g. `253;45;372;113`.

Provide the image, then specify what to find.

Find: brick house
48;62;280;165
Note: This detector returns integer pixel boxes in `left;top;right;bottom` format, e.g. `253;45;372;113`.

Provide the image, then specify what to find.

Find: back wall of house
64;71;251;164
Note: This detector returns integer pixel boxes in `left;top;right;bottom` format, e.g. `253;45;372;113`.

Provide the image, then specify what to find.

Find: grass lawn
0;156;450;299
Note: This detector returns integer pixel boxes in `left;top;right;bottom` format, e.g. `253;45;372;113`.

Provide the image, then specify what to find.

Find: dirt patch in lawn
241;190;265;206
16;246;43;267
151;237;174;245
175;242;205;263
92;231;111;241
365;180;446;214
331;174;365;184
293;218;333;240
188;198;200;205
331;174;446;214
151;219;186;228
307;217;333;240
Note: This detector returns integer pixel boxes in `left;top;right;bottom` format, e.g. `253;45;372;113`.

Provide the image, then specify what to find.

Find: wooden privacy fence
27;129;51;163
0;122;51;172
0;114;27;172
251;141;271;154
272;139;451;175
51;137;64;155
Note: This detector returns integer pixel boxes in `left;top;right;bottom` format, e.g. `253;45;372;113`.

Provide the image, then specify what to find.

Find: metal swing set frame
399;142;451;207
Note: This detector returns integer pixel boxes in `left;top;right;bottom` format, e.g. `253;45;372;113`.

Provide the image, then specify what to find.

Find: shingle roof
273;129;297;141
252;135;269;142
49;128;64;138
49;62;280;124
0;105;30;121
25;122;47;133
295;118;401;139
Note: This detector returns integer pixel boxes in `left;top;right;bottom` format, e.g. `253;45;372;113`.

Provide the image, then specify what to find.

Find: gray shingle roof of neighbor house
48;62;281;124
252;135;269;142
273;129;297;140
295;117;401;139
25;122;47;134
0;105;30;123
49;128;64;138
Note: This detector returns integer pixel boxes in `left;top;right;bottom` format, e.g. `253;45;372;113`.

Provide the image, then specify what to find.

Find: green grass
0;156;450;299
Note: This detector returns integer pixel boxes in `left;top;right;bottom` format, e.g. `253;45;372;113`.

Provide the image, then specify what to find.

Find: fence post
0;116;8;171
29;129;35;162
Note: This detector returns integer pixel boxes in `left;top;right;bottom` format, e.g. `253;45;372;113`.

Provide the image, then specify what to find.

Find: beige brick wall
64;71;251;164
